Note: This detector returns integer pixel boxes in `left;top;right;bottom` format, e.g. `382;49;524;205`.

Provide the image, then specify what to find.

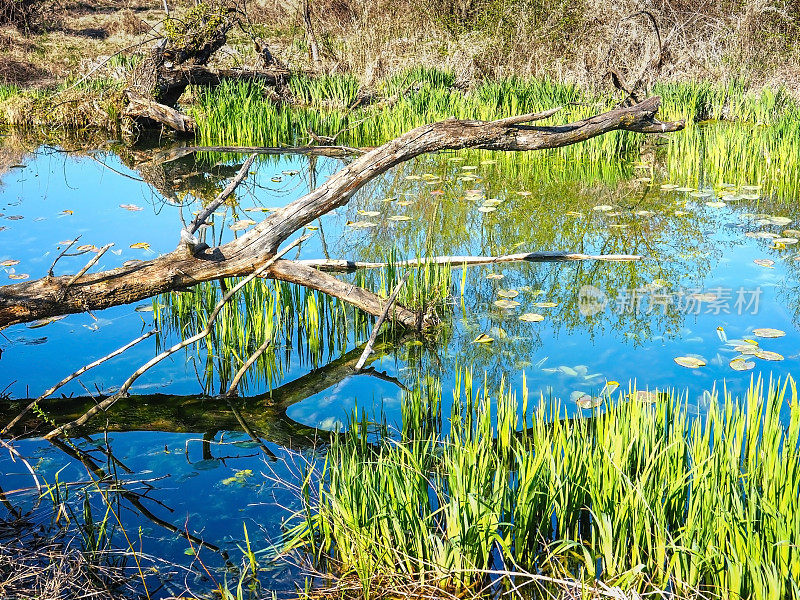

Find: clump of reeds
283;371;800;598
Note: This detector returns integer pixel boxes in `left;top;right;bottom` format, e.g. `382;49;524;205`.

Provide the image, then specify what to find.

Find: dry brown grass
243;0;800;92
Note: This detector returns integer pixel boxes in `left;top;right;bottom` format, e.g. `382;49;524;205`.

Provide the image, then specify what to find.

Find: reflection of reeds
284;372;800;598
154;261;454;394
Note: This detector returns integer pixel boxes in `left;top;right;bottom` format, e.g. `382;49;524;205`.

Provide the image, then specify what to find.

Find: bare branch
295;252;644;273
1;329;158;436
44;234;310;439
354;272;409;372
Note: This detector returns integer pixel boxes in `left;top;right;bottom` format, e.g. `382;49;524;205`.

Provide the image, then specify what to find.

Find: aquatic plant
283;372;800;598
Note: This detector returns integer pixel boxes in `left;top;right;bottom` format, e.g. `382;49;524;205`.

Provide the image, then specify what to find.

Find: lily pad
358;210;381;217
519;313;544;322
346;220;377;228
130;242;151;249
593;205;613;212
674;356;706;369
754;350;784;361
472;334;494;344
752;328;785;338
534;301;558;308
631;390;659;403
730;358;756;371
753;259;775;268
230;219;256;231
485;273;504;280
0;259;20;267
497;289;519;298
477;206;496;213
494;299;521;309
575;394;602;409
388;215;412;221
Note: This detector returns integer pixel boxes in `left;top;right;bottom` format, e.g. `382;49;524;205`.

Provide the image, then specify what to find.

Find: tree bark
0;97;684;330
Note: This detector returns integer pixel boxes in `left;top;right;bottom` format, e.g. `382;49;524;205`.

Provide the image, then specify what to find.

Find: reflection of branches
44;235;309;440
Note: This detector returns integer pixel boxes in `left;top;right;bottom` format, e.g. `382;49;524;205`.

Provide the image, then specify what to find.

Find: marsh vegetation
2;1;800;599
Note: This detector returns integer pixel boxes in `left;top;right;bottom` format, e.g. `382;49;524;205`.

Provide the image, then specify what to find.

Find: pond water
1;123;799;596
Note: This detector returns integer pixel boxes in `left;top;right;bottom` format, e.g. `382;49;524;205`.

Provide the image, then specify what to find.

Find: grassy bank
283;372;800;598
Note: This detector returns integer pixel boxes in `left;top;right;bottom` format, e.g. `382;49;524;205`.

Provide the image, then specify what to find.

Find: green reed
283;372;800;598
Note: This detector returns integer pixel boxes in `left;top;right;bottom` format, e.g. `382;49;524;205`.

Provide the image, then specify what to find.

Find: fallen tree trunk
0;97;683;330
295;252;644;273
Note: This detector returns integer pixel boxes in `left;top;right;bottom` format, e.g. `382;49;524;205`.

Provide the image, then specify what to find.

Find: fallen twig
354;272;409;372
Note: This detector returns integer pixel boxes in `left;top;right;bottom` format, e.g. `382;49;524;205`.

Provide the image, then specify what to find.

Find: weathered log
0;97;684;330
295;252;645;273
123;90;196;132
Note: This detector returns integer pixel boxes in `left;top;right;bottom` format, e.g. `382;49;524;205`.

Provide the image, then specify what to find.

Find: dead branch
0;97;684;332
1;329;158;436
224;338;272;398
184;154;256;239
64;243;114;290
354;272;409;372
296;252;644;273
43;235;309;440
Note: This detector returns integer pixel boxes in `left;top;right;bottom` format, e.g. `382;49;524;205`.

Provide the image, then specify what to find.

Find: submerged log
0;97;684;330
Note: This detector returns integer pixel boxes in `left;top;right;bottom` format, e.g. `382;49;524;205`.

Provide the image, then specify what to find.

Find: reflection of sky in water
1;139;800;594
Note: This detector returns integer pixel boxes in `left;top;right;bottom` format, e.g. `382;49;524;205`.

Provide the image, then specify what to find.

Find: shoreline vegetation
282;373;800;599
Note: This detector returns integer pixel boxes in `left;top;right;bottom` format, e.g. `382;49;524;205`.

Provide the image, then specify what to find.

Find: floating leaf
8;273;29;280
734;344;759;354
494;299;521;309
485;273;504;280
483;199;503;207
705;201;726;208
730;358;756;371
674;356;706;368
119;204;143;211
77;244;98;252
593;205;613;212
358;210;381;217
660;184;678;190
752;328;785;338
632;390;659;403
675;187;694;192
575;394;602;409
600;381;619;396
768;216;792;226
753;258;775;268
130;242;151;250
346;220;377;228
0;259;20;267
388;215;412;221
519;313;544;322
134;304;154;312
755;350;784;361
477;206;496;213
497;289;519;298
28;315;66;329
230;219;256;231
534;301;558;308
472;334;494;344
774;237;798;245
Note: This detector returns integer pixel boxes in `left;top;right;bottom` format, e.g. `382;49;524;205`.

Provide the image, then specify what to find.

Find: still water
1;125;798;595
